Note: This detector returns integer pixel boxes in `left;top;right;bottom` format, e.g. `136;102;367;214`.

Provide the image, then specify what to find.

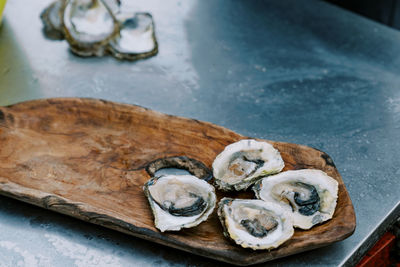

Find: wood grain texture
0;98;356;266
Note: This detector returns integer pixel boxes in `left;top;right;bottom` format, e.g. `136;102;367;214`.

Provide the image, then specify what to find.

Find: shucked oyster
253;169;338;229
144;175;216;232
212;139;284;191
62;0;119;56
218;198;294;250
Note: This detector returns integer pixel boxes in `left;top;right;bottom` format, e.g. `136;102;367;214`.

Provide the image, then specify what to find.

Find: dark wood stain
0;109;4;124
321;152;336;168
0;98;356;266
6;113;14;124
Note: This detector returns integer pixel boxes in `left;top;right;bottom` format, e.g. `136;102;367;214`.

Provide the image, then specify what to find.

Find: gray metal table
1;0;399;266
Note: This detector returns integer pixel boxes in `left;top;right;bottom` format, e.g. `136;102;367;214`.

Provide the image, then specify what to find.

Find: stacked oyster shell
143;139;339;251
41;0;158;60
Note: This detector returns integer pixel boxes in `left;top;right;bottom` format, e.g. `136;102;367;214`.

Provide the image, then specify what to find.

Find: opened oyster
212;139;284;191
218;198;294;250
144;175;216;232
253;169;338;229
40;0;158;61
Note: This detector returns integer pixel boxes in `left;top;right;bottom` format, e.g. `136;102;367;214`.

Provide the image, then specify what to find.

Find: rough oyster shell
212;139;284;191
218;198;294;250
253;169;339;229
143;174;216;232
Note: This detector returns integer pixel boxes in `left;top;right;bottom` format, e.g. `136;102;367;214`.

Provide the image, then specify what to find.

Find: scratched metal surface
0;0;400;266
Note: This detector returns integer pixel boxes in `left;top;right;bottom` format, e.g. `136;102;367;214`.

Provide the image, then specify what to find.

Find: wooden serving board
0;98;356;266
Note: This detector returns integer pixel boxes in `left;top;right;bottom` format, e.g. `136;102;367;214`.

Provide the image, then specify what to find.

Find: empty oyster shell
40;0;66;40
41;0;158;61
108;12;158;60
143;175;216;232
62;0;119;56
218;198;294;250
212;139;284;191
253;169;339;229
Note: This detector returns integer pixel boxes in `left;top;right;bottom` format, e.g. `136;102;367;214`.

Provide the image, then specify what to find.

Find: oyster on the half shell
212;139;284;191
218;198;294;250
253;169;339;229
143;175;216;232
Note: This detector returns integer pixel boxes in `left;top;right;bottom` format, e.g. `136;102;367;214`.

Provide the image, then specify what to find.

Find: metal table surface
0;0;399;266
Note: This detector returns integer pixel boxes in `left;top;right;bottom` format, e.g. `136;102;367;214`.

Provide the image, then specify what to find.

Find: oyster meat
253;169;339;229
212;139;284;191
143;174;216;232
218;198;294;250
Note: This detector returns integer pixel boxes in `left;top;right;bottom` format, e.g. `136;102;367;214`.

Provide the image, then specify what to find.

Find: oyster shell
62;0;119;56
108;12;158;60
41;0;158;61
212;139;284;191
40;0;66;40
218;198;294;250
143;174;216;232
253;169;339;229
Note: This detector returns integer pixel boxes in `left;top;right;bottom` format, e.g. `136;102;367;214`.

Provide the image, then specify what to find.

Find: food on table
143;174;216;232
253;169;338;229
218;198;294;250
212;139;284;191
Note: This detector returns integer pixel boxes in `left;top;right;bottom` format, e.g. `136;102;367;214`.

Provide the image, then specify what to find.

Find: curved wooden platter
0;98;356;266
